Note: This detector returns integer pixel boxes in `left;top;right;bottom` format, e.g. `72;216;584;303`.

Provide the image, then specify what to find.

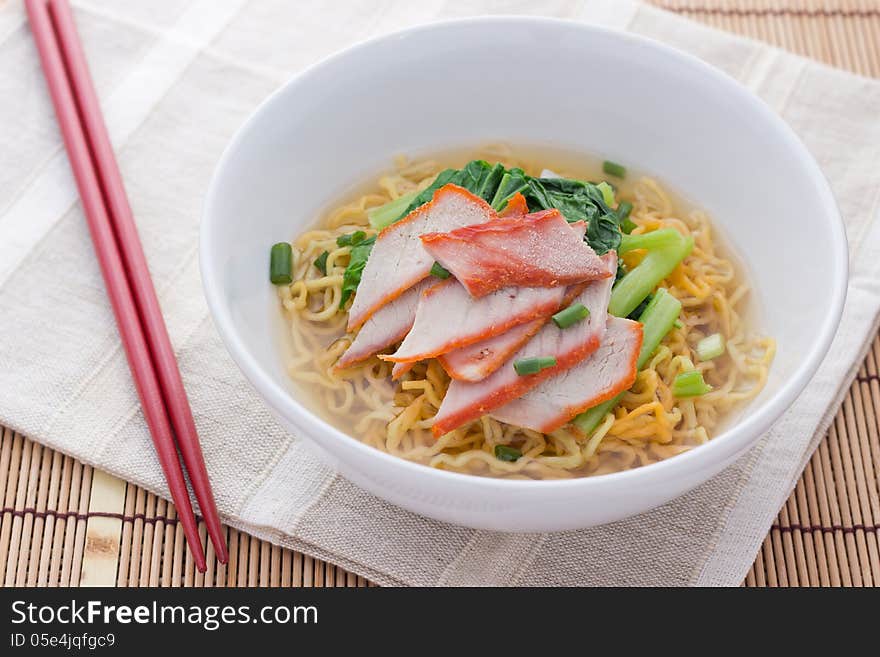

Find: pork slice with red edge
391;361;413;381
387;222;588;368
491;317;643;433
380;280;566;364
431;252;617;436
347;184;495;331
438;278;590;383
438;319;542;382
420;209;610;298
335;279;433;370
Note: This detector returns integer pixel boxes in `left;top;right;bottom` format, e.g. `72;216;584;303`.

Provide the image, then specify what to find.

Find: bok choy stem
367;191;418;229
572;288;683;434
608;232;693;318
618;228;682;254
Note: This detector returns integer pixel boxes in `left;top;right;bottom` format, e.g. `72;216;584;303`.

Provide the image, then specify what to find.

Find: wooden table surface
1;0;878;587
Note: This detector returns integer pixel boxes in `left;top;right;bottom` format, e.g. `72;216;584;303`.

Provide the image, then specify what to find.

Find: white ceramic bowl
200;17;846;531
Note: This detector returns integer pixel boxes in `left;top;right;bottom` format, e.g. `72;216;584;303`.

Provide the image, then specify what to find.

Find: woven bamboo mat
1;0;878;588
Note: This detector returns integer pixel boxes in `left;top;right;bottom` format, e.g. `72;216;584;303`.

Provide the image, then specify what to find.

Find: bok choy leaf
341;160;627;305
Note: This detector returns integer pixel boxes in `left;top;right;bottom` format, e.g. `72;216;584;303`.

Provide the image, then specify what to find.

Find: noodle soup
274;145;775;480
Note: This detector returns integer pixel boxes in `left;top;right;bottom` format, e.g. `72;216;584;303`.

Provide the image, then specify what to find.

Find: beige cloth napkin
1;0;878;586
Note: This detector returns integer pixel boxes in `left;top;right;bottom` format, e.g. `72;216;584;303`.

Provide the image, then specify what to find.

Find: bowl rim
200;15;848;491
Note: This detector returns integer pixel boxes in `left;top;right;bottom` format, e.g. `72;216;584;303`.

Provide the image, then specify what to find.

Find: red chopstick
25;0;225;570
46;0;227;566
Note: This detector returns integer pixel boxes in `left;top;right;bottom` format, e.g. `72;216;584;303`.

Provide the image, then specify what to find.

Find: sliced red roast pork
335;279;433;370
420;209;611;298
386;222;589;369
391;362;414;381
347;184;495;330
430;253;617;436
437;274;591;383
438;319;542;382
380;280;566;364
491;317;643;433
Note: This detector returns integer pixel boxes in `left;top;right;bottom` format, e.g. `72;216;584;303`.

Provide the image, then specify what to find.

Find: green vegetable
269;242;293;285
367;191;418;229
513;356;557;376
340;160;626;303
476;162;506;203
524;177;621;254
626;293;653;321
619;228;682;254
490;168;530;210
696;333;725;361
573;288;682;434
603;160;627;178
339;235;376;308
400;168;460;215
430;262;451;279
597;181;616;207
636;289;684;369
387;160;621;252
494;445;523;462
672;370;712;397
336;230;367;247
402;160;503;217
673;319;684;329
457;160;504;204
313;250;329;275
608;232;693;318
617;200;637;234
552;303;590;329
583;211;624;255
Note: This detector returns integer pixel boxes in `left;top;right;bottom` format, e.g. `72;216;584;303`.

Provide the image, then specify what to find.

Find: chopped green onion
430;262;451;279
494;445;522;462
269;242;293;285
367;191;418;229
597;181;616;207
672;370;712;397
313;250;329;275
673;319;684;329
336;230;367;247
696;333;725;361
603;160;627;179
617;200;637;234
513;356;557;376
552;303;590;329
573;288;682;434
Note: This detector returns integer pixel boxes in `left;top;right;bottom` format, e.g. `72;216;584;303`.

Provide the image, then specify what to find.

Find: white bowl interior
200;19;845;529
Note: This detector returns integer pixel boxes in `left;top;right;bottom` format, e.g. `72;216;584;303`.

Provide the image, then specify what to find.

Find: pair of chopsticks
25;0;227;571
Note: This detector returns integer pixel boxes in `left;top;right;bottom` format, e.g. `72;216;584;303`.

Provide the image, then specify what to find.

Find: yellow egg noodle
278;147;776;479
